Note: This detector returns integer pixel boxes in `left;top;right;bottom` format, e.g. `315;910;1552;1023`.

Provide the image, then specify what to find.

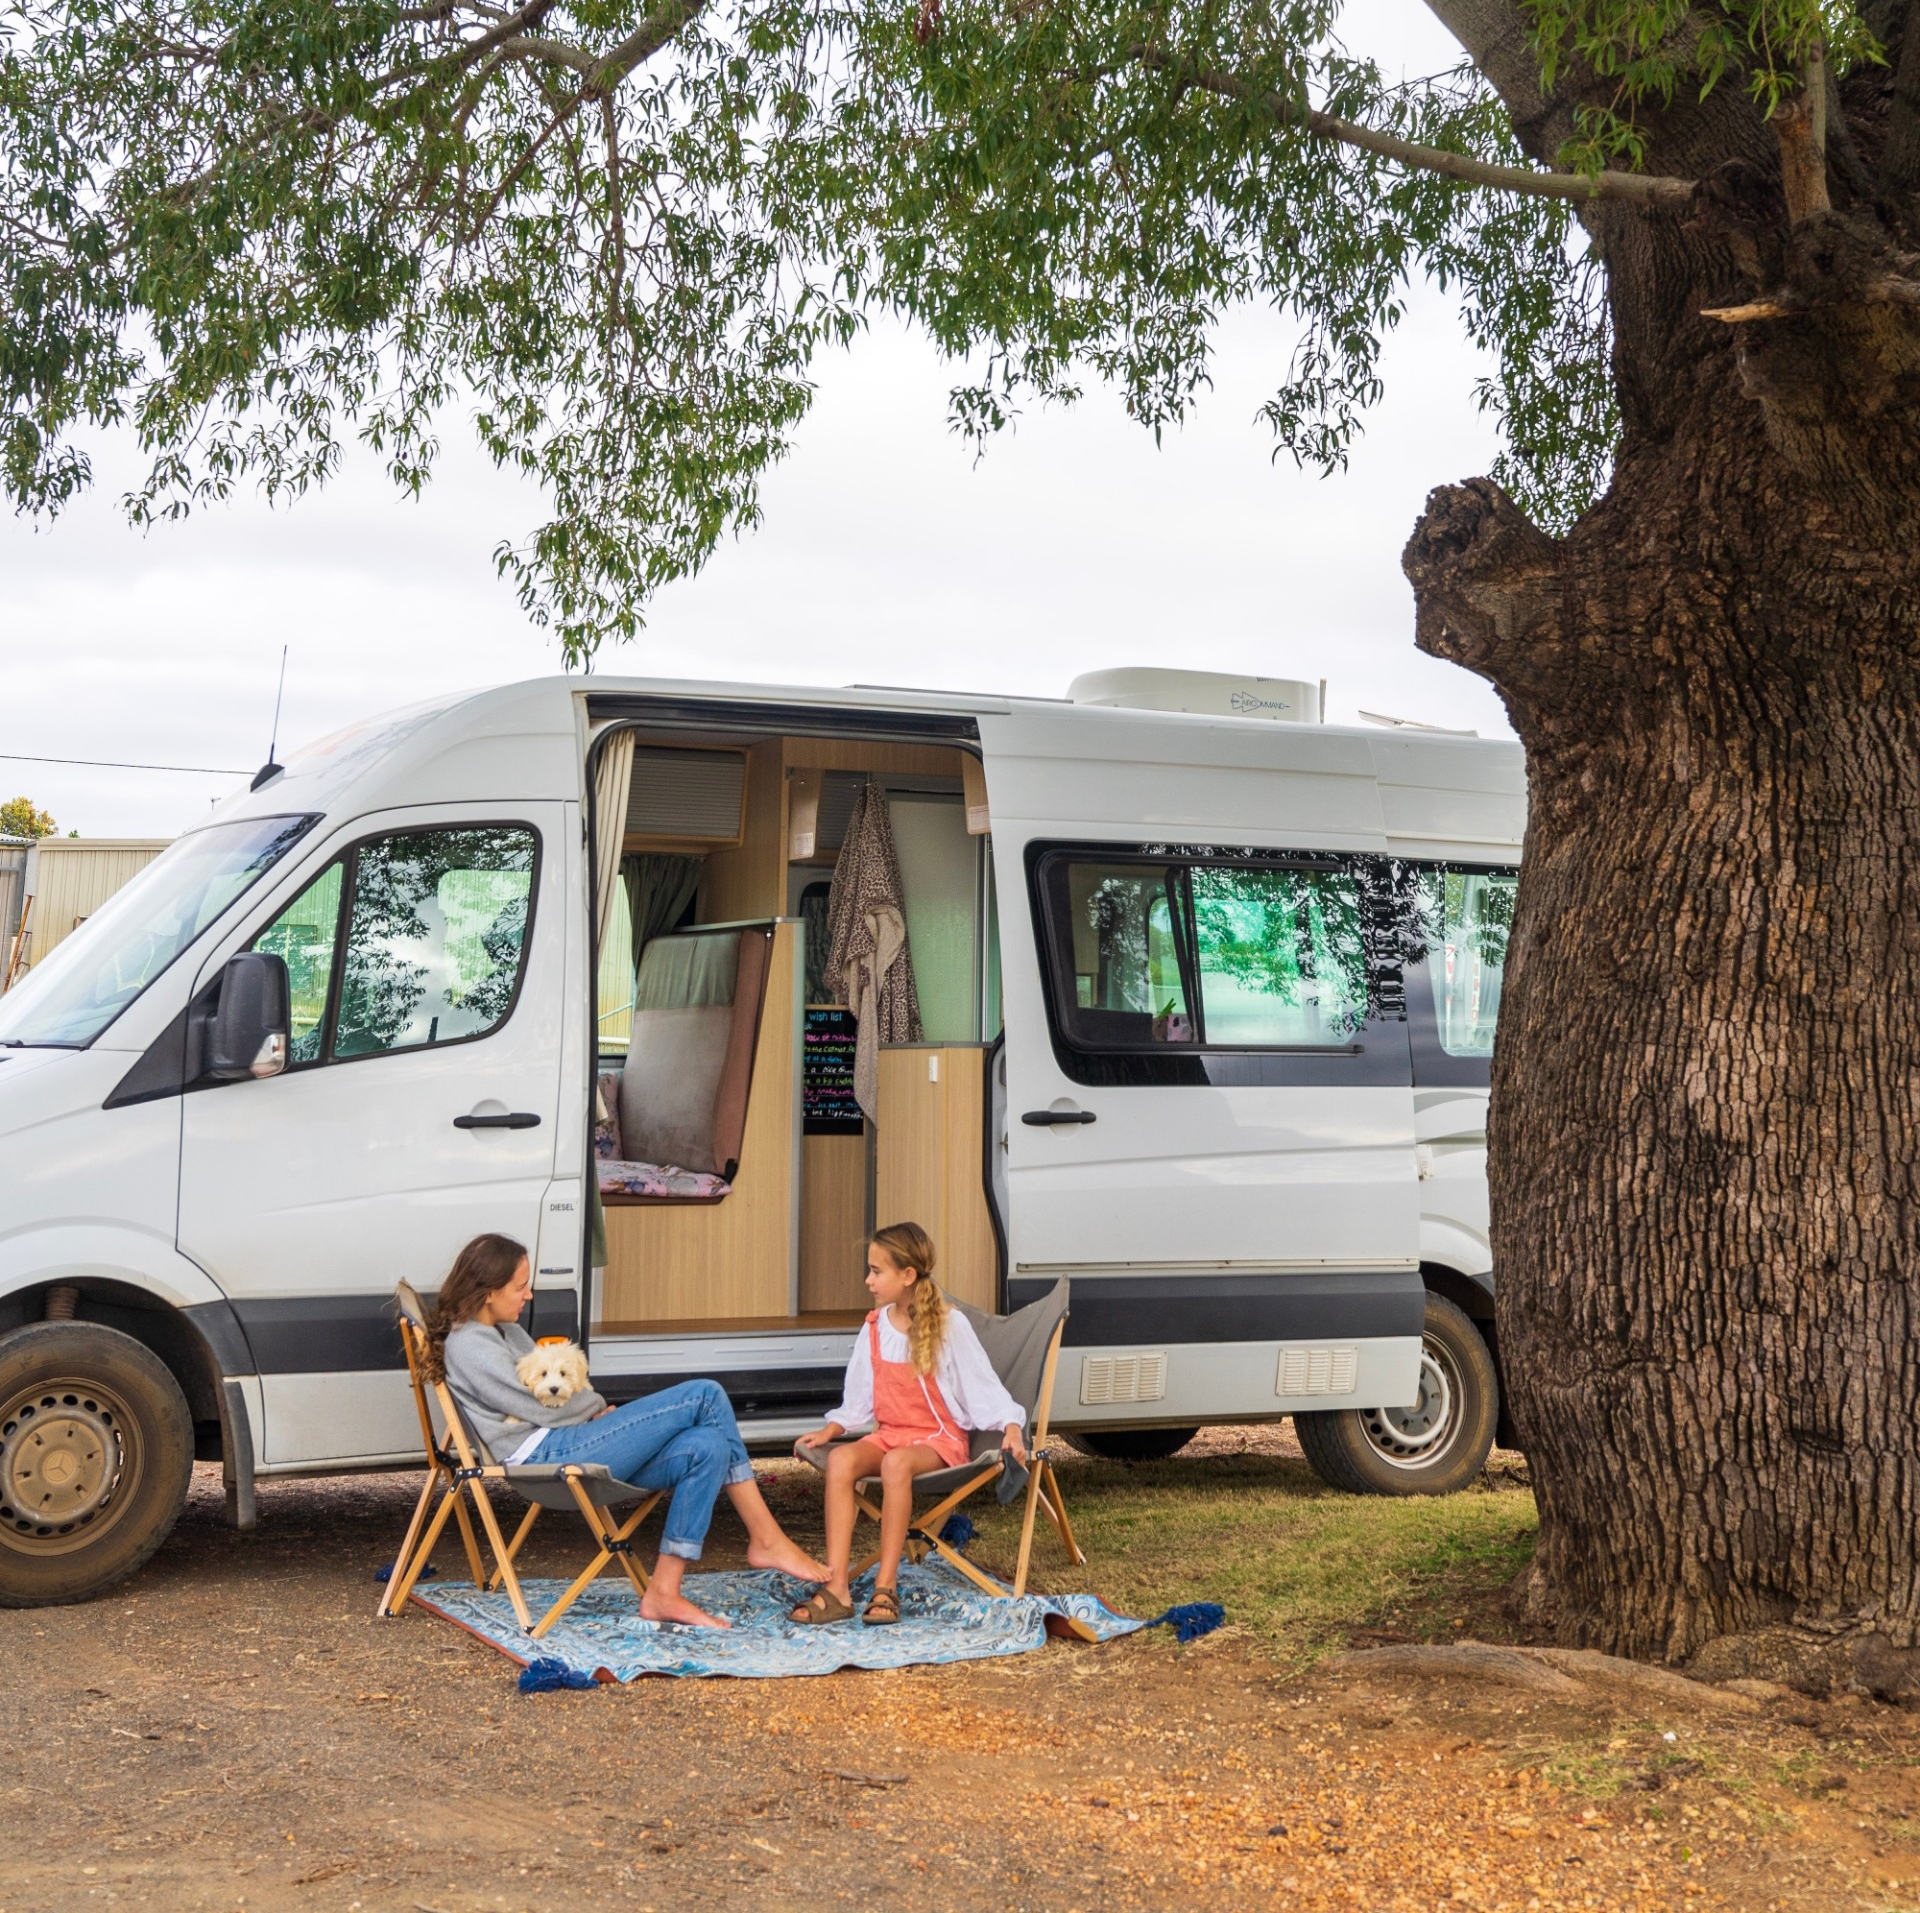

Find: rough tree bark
1404;1;1920;1681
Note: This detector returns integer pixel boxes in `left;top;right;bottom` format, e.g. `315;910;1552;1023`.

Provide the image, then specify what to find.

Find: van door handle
1021;1109;1097;1126
454;1112;542;1130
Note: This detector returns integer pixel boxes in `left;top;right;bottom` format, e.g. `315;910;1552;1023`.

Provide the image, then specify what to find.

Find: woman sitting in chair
427;1233;828;1628
789;1222;1026;1626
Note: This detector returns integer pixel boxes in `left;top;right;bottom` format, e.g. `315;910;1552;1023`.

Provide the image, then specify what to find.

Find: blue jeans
532;1379;754;1561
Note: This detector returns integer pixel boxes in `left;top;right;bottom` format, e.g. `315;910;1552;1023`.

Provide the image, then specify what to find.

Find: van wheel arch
1294;1291;1501;1496
1419;1263;1519;1454
0;1282;250;1513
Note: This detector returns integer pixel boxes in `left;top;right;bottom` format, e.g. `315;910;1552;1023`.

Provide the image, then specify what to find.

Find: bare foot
747;1538;832;1583
639;1590;732;1629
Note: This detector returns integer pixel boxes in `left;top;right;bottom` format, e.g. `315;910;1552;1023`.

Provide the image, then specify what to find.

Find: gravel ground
4;1455;1919;1913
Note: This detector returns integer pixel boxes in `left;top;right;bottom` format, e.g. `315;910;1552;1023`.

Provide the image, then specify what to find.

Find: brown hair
871;1221;946;1376
422;1233;529;1382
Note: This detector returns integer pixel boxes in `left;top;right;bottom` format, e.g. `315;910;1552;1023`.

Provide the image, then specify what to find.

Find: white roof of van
207;672;1525;860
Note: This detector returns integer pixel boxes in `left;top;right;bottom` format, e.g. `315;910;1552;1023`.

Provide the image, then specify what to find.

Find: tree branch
495;34;597;74
1133;46;1695;207
584;0;705;97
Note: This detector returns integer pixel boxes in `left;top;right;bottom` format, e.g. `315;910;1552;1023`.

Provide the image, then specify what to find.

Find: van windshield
0;815;319;1049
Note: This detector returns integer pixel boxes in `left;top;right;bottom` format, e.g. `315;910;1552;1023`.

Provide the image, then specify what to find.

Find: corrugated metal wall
20;840;171;968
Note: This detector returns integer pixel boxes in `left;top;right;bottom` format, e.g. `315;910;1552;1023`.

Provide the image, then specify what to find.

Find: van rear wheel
1294;1294;1497;1496
0;1322;194;1607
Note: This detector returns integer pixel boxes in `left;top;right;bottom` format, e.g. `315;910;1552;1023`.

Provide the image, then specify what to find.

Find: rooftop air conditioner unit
1067;668;1322;723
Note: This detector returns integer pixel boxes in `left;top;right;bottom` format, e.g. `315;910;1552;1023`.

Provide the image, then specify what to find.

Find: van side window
251;860;344;1064
1033;844;1412;1085
335;829;539;1058
1411;867;1515;1057
1189;864;1369;1046
1048;861;1194;1048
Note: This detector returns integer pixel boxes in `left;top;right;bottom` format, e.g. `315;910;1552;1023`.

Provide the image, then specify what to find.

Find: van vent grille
626;748;746;842
1080;1353;1167;1406
1276;1347;1358;1397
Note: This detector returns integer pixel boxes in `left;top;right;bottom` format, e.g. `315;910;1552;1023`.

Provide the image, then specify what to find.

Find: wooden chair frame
845;1312;1085;1600
377;1313;663;1639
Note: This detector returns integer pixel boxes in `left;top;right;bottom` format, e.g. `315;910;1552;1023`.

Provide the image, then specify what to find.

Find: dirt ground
7;1440;1920;1913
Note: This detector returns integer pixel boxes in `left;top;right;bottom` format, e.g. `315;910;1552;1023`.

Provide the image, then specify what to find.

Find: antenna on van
250;646;290;791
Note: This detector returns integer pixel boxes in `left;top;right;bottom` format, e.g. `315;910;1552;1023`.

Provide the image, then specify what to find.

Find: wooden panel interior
873;1046;997;1311
597;1312;866;1336
800;1131;870;1312
597;919;800;1326
781;738;969;778
697;737;786;923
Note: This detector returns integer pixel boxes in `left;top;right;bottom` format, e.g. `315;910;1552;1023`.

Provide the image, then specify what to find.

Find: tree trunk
1403;281;1920;1677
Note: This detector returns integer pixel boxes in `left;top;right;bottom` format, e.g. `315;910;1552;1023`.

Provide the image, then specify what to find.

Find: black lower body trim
593;1368;845;1419
1006;1270;1425;1346
226;1294;411;1373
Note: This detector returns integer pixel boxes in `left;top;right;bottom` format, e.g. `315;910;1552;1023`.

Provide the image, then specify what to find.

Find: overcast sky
0;0;1517;841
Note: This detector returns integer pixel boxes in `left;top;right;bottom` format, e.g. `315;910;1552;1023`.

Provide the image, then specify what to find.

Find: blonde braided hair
871;1221;946;1376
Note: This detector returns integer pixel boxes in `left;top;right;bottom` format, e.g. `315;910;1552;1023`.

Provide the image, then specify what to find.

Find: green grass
941;1442;1539;1667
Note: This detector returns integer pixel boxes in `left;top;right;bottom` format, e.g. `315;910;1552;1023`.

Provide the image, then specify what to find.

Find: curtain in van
593;729;636;954
826;781;922;1120
621;852;702;965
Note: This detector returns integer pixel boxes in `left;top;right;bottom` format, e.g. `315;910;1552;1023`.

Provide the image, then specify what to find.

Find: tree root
1327;1641;1762;1711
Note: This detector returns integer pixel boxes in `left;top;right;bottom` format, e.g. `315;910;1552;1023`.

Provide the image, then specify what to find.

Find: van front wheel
1294;1294;1497;1497
0;1322;194;1607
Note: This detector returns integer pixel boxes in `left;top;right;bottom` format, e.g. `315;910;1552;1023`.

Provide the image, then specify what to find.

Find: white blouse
828;1309;1025;1435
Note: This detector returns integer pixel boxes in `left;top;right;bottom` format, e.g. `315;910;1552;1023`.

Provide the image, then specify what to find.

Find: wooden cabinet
874;1046;998;1310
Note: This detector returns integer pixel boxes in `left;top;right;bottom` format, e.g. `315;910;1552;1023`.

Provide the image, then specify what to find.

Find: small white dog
515;1339;593;1409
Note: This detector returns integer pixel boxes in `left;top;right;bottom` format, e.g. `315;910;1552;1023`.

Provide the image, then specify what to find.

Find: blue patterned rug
411;1558;1146;1681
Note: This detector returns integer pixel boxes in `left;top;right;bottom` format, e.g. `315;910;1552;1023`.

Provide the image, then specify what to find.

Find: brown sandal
788;1586;855;1625
862;1586;901;1626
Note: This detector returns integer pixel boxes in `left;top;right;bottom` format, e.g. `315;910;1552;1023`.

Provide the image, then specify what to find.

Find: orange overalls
865;1310;971;1468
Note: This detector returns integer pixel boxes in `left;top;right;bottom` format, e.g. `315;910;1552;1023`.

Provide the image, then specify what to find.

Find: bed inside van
590;728;1001;1335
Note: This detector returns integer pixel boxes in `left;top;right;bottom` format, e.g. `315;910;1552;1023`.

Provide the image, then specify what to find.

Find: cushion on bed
598;1160;732;1200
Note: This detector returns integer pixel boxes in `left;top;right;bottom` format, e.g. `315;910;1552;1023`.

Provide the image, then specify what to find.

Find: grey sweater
442;1321;608;1459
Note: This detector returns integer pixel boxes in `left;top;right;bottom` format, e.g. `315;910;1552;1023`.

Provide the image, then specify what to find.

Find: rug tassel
1148;1601;1226;1643
518;1657;599;1693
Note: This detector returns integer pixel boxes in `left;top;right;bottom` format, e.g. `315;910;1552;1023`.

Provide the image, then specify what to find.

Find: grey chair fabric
957;1276;1070;1423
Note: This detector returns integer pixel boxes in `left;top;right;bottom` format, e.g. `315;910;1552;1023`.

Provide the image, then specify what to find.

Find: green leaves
1;0;1638;657
1524;0;1879;171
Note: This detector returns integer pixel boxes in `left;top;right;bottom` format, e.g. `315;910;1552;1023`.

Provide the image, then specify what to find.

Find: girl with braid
790;1222;1025;1625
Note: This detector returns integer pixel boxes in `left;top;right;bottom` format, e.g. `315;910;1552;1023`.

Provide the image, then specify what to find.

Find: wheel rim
0;1377;143;1556
1359;1334;1464;1471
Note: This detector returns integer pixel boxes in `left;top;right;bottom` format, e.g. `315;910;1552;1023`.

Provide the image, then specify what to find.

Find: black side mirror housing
208;952;292;1081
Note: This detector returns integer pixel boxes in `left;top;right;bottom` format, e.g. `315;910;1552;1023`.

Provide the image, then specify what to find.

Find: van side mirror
208;952;291;1081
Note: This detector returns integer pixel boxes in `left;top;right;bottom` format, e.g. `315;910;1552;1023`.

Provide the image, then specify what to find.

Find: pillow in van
619;1004;732;1175
594;1071;624;1160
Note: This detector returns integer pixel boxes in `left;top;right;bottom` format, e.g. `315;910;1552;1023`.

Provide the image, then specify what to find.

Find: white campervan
0;670;1523;1604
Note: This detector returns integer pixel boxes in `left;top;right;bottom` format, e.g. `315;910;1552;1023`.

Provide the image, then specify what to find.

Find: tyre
1061;1427;1200;1462
1294;1293;1498;1496
0;1322;195;1607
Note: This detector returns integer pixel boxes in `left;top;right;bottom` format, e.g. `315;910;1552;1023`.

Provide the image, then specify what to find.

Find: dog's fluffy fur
515;1340;592;1408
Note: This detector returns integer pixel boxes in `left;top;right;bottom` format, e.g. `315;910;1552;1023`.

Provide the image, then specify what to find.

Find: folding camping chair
801;1276;1085;1599
376;1281;664;1638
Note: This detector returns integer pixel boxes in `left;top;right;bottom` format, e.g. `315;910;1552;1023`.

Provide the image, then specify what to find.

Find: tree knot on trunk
1402;478;1562;683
